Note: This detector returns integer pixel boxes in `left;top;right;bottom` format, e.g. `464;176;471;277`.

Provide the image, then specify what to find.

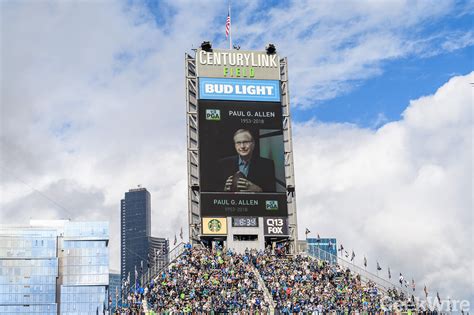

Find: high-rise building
120;187;151;285
0;226;58;315
121;188;170;287
56;221;109;314
0;220;109;315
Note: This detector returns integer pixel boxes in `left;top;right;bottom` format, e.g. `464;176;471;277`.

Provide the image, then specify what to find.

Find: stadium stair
142;286;149;314
250;261;276;314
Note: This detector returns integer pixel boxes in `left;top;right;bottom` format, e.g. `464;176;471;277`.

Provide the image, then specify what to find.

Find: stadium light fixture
266;43;276;55
287;185;295;197
200;41;212;52
191;184;200;192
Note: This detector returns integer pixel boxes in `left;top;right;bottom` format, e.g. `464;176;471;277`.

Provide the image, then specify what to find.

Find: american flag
225;10;231;39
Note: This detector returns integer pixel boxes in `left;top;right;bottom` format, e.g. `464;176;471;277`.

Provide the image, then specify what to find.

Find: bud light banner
199;78;280;102
264;217;289;236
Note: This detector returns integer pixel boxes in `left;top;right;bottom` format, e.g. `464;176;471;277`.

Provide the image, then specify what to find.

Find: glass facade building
58;221;109;315
59;286;106;314
121;188;151;284
0;227;58;315
108;271;121;312
148;237;169;274
0;220;109;315
307;237;338;264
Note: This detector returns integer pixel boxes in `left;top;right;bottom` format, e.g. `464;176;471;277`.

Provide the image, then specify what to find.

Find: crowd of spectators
116;245;417;314
255;253;416;313
118;246;269;314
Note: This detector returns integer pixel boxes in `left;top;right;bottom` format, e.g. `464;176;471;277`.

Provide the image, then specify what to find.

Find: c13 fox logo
266;218;284;234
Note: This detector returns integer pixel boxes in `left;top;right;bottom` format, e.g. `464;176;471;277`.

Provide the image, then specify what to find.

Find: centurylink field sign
196;48;280;80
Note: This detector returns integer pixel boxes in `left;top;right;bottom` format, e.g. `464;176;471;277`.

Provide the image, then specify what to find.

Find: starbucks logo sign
208;219;222;232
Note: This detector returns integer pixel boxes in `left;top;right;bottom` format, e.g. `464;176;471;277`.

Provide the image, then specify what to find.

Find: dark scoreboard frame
198;99;288;217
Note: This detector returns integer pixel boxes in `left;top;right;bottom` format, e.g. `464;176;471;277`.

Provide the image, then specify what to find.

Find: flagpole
229;3;232;49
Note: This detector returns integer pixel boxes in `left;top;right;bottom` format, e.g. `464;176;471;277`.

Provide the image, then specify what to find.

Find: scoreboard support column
185;53;201;245
280;57;298;254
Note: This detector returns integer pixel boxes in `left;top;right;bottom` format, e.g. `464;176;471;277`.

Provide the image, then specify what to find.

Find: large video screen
199;100;288;216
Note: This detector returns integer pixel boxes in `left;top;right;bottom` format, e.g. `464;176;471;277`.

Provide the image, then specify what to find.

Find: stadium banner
199;78;280;102
263;217;289;236
196;48;280;80
198;100;287;217
202;217;228;235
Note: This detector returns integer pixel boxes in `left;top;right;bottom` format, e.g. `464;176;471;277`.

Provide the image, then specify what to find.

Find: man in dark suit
216;129;276;192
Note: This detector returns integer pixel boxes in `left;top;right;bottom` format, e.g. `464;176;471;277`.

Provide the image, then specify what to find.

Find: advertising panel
202;218;228;235
263;217;289;236
199;100;287;217
199;78;280;102
196;48;280;80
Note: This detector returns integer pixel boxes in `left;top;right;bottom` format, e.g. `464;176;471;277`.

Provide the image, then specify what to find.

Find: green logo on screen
265;200;278;210
206;109;221;121
208;219;222;232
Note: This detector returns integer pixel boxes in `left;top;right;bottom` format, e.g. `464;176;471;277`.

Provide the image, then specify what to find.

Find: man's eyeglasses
234;141;253;146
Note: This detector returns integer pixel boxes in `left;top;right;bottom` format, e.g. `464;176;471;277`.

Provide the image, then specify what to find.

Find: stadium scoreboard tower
186;45;298;253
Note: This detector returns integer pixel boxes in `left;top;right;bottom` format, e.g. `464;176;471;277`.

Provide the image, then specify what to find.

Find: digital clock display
232;217;258;227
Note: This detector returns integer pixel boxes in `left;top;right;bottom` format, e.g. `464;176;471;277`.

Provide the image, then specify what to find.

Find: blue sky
139;0;473;128
298;5;473;127
298;44;473;126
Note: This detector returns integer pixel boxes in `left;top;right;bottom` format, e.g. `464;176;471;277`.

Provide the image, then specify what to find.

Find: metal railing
119;243;187;307
141;242;187;285
139;242;187;314
250;263;275;314
308;245;412;298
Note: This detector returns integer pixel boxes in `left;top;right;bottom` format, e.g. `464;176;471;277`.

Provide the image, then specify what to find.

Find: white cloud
0;0;472;307
294;72;473;303
442;30;474;52
232;0;463;106
0;0;226;278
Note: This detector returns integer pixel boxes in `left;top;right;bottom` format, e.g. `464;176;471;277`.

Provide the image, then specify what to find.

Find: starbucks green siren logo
208;219;222;232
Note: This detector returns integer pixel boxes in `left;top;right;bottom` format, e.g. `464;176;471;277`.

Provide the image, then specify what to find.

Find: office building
108;271;121;312
121;187;170;287
121;187;151;284
307;237;337;264
55;221;109;314
148;236;169;274
0;220;109;315
0;226;58;315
